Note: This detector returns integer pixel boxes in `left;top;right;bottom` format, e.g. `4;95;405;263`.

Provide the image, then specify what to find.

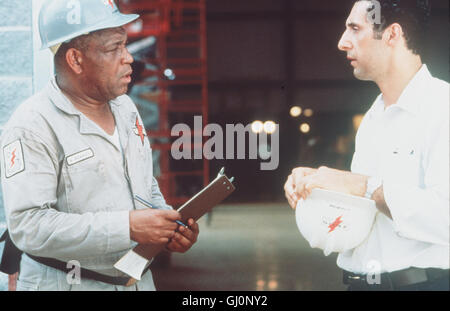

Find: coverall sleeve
383;120;450;246
1;128;132;262
150;175;173;210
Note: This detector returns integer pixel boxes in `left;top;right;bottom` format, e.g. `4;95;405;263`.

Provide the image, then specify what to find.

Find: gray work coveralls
0;78;170;290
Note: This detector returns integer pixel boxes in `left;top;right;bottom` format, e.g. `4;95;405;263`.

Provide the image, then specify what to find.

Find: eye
107;45;122;53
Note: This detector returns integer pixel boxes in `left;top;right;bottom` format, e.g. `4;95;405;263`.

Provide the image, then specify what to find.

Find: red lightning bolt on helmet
328;216;343;233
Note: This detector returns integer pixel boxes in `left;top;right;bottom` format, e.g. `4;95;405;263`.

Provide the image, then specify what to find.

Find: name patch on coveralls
66;148;94;166
3;140;25;178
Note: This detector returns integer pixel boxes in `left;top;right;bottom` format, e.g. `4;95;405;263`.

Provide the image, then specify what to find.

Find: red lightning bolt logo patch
3;140;25;178
103;0;114;8
328;216;343;233
10;148;16;168
135;117;145;145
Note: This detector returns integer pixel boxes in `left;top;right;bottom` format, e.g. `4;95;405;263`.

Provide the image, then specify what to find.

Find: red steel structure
119;0;209;207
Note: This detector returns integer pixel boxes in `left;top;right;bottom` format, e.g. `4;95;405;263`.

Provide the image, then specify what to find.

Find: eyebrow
346;22;361;28
106;37;127;48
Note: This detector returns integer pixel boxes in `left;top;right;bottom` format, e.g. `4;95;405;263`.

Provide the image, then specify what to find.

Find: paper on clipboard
114;168;235;280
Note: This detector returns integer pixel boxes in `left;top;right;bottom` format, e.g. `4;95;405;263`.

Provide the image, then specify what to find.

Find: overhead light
263;121;277;134
251;121;264;134
304;109;314;117
164;68;173;77
300;123;310;133
163;68;176;80
290;106;302;117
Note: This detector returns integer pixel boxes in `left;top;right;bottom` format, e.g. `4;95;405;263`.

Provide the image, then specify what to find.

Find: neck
56;74;110;117
375;53;422;108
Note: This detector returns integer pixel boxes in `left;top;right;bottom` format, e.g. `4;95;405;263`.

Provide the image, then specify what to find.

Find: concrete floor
151;203;347;291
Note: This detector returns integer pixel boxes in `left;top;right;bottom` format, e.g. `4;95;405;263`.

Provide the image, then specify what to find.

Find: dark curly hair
357;0;431;56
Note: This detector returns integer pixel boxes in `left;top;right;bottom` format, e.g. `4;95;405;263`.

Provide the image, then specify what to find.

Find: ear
65;48;84;75
384;23;404;47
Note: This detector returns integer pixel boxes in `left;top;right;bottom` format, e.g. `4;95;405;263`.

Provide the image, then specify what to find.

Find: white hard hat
39;0;139;52
295;188;378;256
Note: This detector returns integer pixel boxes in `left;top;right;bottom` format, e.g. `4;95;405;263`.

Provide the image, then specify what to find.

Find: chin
353;69;371;81
113;85;129;98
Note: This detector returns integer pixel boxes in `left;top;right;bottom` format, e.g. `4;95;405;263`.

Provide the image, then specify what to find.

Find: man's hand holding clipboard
114;168;235;282
132;195;200;254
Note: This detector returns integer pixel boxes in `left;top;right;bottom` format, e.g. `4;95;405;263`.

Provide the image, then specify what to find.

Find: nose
122;46;134;65
338;29;352;51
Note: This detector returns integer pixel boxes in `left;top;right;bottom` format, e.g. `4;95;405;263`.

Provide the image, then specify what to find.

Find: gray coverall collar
46;77;131;151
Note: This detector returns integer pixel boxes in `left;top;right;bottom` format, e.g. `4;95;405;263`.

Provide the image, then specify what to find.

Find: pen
134;194;188;228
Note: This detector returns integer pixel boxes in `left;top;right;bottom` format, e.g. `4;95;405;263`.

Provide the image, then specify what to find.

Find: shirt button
99;162;105;174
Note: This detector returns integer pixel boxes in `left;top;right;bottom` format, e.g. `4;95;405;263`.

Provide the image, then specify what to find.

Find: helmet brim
42;12;140;51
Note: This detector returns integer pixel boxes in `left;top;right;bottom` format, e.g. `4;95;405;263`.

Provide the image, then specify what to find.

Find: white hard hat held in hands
39;0;139;53
295;188;378;256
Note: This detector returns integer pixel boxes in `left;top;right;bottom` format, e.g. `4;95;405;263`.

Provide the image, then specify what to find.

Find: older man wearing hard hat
0;0;199;291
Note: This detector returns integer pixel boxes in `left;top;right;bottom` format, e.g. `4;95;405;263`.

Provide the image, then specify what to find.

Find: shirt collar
368;64;432;117
47;77;82;116
47;76;123;116
394;64;431;116
367;93;385;117
47;77;126;143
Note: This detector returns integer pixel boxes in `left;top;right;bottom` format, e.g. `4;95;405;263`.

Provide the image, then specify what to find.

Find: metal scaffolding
119;0;209;207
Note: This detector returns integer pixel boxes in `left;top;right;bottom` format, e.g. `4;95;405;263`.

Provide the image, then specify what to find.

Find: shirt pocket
62;153;108;214
383;145;421;186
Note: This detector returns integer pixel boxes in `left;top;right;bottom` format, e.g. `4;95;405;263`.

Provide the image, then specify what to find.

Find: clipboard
114;168;235;281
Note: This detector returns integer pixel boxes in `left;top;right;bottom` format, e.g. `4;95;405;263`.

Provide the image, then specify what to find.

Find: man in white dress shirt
284;0;449;290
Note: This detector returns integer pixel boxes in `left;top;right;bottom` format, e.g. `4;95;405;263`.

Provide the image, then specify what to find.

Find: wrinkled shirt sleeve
1;128;132;261
384;119;449;246
150;175;173;210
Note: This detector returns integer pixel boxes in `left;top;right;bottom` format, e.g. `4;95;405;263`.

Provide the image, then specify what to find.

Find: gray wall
0;0;33;125
0;0;33;291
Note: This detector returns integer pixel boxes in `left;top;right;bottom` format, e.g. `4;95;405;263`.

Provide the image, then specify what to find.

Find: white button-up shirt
337;65;450;274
